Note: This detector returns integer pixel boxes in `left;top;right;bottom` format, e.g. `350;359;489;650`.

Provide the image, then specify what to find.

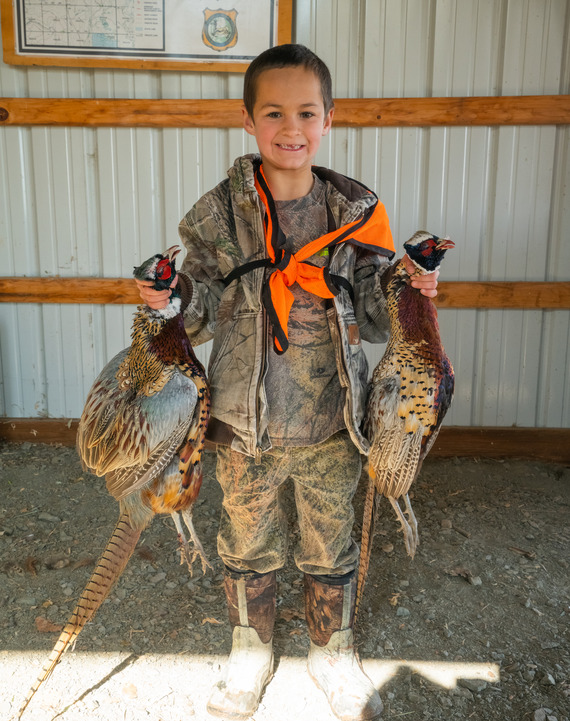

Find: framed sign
0;0;292;71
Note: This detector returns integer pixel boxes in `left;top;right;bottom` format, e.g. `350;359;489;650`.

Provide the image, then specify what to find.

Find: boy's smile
242;66;334;199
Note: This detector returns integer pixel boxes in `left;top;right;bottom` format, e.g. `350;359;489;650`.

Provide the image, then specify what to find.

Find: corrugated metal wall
1;0;569;427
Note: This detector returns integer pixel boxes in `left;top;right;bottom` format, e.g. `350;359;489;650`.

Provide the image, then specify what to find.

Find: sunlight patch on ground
0;650;500;721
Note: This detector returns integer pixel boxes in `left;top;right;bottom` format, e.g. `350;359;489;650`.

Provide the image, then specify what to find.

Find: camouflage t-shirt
265;176;346;446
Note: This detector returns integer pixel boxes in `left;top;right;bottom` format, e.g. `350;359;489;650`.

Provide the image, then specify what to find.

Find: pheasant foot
171;510;211;575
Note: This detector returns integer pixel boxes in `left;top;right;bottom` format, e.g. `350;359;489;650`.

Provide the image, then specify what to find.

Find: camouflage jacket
178;154;393;458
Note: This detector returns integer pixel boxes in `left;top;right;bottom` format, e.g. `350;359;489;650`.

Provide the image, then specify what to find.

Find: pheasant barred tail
355;475;378;617
17;513;141;719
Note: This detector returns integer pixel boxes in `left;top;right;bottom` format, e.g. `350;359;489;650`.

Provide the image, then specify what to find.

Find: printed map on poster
14;0;278;61
21;0;164;51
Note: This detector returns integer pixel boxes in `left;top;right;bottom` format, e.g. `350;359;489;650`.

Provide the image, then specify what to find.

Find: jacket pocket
207;309;262;432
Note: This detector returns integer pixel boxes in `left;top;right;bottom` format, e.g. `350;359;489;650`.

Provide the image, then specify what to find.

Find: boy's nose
281;116;300;134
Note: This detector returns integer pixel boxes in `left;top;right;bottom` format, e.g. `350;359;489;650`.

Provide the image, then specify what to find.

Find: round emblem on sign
202;10;238;52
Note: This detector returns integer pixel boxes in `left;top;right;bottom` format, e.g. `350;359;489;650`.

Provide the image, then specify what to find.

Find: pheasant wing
104;370;199;500
77;348;131;473
78;359;199;500
366;366;422;498
421;361;455;458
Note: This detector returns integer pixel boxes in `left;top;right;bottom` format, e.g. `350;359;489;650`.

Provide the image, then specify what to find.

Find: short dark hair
243;44;334;116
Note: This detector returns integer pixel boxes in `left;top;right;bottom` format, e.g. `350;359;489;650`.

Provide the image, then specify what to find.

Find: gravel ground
0;440;568;721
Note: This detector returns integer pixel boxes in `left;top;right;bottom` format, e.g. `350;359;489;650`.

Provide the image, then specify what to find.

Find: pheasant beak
164;245;181;261
436;237;455;251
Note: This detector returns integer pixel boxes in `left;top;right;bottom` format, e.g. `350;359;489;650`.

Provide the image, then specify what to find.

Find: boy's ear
322;108;334;136
242;106;256;136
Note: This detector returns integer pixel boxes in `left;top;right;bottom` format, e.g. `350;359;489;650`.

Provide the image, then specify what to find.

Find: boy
137;44;439;721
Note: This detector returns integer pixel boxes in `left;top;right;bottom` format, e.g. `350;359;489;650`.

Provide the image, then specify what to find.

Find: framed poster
0;0;292;71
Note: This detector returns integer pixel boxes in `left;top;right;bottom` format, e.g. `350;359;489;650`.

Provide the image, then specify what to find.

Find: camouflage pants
216;431;361;576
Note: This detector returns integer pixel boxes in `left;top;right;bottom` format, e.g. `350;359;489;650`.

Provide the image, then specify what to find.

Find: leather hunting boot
207;568;276;719
305;572;383;721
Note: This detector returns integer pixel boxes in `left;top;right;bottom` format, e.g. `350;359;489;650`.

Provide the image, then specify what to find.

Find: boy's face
242;66;334;181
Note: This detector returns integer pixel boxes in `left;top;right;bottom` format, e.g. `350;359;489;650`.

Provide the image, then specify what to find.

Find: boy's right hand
134;275;178;310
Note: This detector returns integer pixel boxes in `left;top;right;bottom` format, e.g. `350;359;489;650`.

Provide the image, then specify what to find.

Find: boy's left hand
403;254;439;298
135;275;178;309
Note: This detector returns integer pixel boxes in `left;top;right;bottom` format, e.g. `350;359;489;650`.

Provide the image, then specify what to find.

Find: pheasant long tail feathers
355;475;378;621
17;513;141;719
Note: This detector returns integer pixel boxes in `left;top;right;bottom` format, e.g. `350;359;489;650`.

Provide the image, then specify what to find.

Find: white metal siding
0;0;569;427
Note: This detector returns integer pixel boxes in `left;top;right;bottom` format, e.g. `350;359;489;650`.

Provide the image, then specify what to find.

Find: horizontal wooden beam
0;278;569;309
429;426;570;464
434;281;570;309
1;419;568;463
0;95;568;128
336;96;570;128
0;277;139;305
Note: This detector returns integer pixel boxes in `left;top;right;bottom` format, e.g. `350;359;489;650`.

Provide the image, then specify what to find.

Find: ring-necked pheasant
356;231;455;615
17;246;211;719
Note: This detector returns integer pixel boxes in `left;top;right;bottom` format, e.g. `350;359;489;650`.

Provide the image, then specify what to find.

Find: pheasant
356;231;455;615
17;246;211;719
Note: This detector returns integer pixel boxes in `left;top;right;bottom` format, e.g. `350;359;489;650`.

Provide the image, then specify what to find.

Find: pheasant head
133;245;182;320
403;231;455;274
133;245;181;290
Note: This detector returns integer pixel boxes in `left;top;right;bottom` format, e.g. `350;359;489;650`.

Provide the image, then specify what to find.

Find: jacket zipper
254;190;268;464
254;309;268;464
329;247;352;423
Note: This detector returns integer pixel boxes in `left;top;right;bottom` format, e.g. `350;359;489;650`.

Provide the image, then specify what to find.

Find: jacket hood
228;154;258;196
227;154;376;221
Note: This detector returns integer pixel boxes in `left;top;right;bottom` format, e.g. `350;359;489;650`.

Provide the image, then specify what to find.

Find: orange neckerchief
253;164;395;354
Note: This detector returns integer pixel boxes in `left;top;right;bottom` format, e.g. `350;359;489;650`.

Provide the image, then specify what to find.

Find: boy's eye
266;111;281;118
300;111;315;118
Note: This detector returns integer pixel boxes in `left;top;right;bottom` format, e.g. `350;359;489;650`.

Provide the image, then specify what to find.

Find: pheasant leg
181;508;212;575
388;496;417;559
173;509;211;575
403;493;419;555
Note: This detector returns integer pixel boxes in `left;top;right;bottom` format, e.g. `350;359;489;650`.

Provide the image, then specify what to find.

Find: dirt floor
0;440;568;721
